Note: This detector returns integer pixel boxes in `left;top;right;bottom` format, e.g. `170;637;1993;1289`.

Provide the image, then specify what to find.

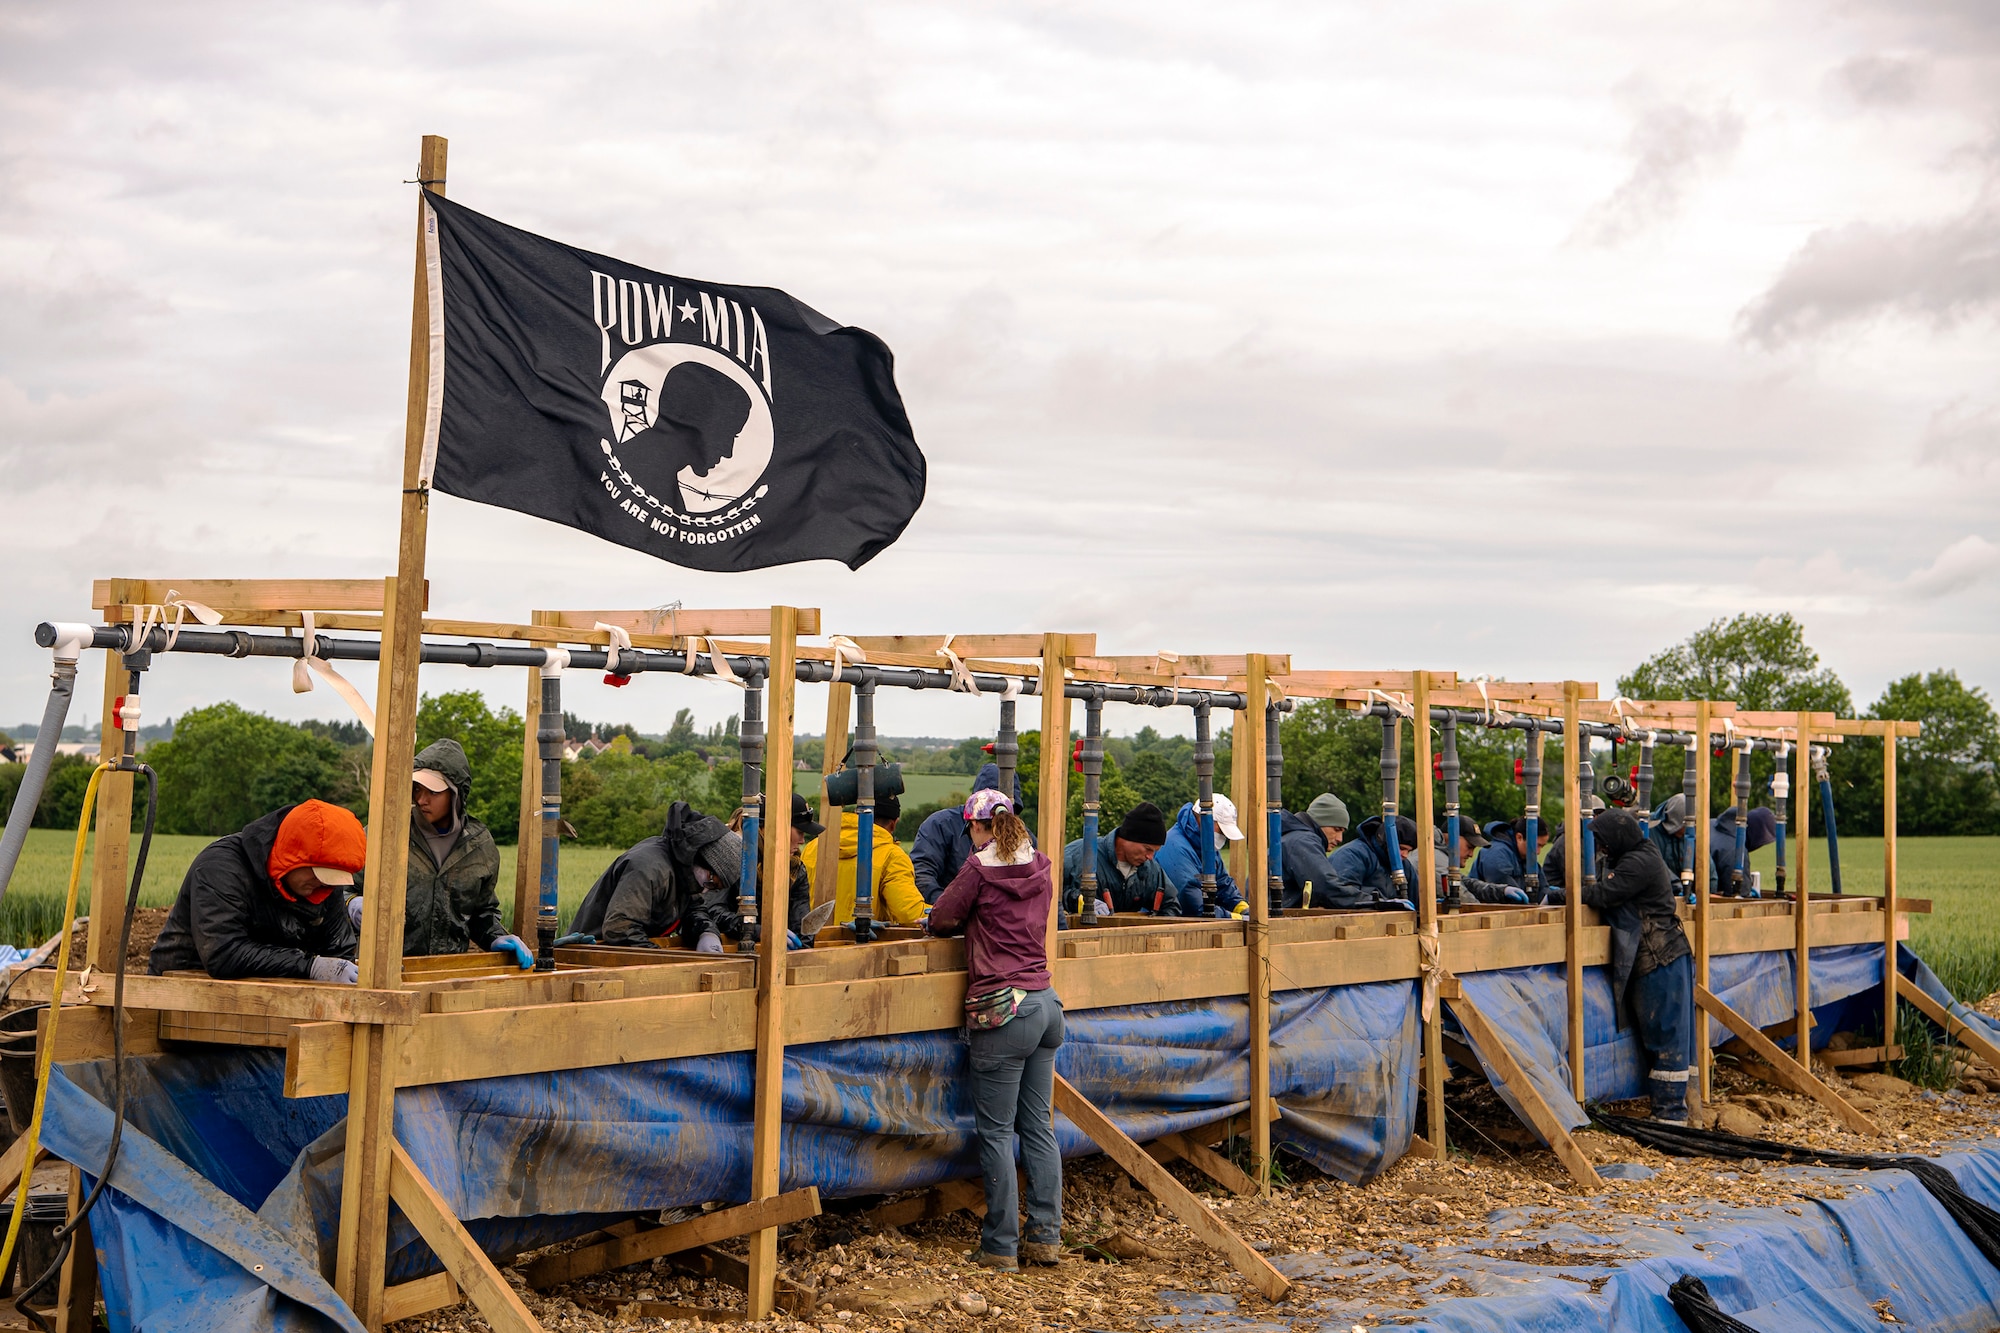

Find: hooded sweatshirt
928;839;1055;996
359;737;505;957
1061;832;1178;915
149;802;361;979
1320;815;1419;906
801;810;925;925
910;763;1018;902
1581;807;1690;1025
1155;802;1245;917
570;801;745;946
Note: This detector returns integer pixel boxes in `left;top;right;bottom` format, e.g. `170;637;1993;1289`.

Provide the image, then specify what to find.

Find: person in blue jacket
1157;795;1248;918
1062;802;1178;916
1281;809;1414;909
911;763;1022;903
1470;816;1551;895
1643;797;1774;897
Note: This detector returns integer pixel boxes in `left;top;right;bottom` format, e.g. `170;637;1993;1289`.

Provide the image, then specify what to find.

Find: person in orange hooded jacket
149;799;366;983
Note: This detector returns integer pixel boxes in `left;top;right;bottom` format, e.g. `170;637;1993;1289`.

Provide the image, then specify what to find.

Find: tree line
3;613;1993;843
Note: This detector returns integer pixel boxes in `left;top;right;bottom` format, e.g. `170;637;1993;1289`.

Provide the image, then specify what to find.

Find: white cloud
1571;96;1745;248
1904;534;2000;600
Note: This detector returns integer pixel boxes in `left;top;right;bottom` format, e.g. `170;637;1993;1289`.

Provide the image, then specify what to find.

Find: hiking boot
1020;1241;1062;1266
966;1249;1018;1272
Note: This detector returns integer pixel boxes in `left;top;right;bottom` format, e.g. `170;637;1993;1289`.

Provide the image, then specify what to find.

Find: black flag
419;192;925;571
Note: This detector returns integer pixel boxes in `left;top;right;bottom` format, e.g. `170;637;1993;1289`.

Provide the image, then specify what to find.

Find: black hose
1667;1274;1761;1332
15;765;154;1328
1593;1113;2000;1273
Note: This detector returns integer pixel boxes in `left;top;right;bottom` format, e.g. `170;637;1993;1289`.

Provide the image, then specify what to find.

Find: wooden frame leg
1443;984;1603;1190
54;1166;96;1333
1146;1131;1259;1197
1052;1075;1290;1301
1696;986;1880;1135
388;1141;545;1333
1895;974;2000;1071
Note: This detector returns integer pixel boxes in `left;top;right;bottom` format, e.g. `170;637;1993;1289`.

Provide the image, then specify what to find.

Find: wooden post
1693;702;1713;1105
53;1166;96;1333
1561;683;1584;1102
1412;671;1445;1154
513;611;553;936
745;606;799;1321
87;582;136;973
1229;703;1252;887
1792;721;1813;1060
1039;634;1072;957
1242;655;1273;1192
1883;723;1899;1047
812;682;852;906
335;133;445;1330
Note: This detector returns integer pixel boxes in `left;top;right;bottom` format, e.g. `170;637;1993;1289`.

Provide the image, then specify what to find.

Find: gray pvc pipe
0;657;81;902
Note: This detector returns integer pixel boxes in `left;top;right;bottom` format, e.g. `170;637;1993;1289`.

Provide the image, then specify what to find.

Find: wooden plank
1694;701;1713;1107
859;1178;989;1230
1444;990;1604;1190
549;607;822;639
12;971;416;1026
524;1187;821;1290
1883;727;1899;1059
747;606;799;1321
1040;633;1073;962
53;1167;95;1333
670;1246;818;1318
92;577;410;613
388;1140;544;1332
1052;1075;1289;1300
1563;683;1584;1102
812;681;851;907
847;634;1066;659
1695;986;1879;1134
90;632;134;976
1820;1044;1903;1068
382;1272;461;1323
43;1004;161;1063
1896;974;2000;1073
1147;1131;1259;1197
1243;654;1273;1192
1413;670;1444;1157
514;613;551;936
1793;716;1812;1058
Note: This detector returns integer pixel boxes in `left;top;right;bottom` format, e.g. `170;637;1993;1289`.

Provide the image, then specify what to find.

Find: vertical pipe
1264;700;1284;918
1441;713;1462;911
1814;746;1844;896
1681;736;1701;903
852;673;878;943
1731;744;1752;895
1635;735;1655;826
1772;743;1791;898
534;669;563;970
1522;721;1544;900
0;658;78;904
995;697;1019;806
1194;702;1217;914
738;675;765;928
1577;734;1598;897
1078;691;1105;922
1379;712;1407;899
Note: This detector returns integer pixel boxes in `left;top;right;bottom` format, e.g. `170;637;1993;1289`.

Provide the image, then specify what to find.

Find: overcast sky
3;1;1996;742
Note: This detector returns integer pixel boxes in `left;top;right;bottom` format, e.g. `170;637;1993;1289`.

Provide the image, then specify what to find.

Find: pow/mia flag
417;192;925;571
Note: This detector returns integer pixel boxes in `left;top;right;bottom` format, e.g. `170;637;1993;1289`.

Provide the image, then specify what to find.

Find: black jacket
570;802;740;947
148;805;358;978
352;738;505;956
1581;808;1691;1026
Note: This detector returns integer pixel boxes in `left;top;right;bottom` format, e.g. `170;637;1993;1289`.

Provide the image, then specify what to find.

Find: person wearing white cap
347;737;532;968
1157;795;1250;918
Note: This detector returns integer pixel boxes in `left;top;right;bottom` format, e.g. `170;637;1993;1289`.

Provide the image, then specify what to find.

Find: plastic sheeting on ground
1448;944;1891;1141
1167;1129;2000;1332
38;978;1417;1332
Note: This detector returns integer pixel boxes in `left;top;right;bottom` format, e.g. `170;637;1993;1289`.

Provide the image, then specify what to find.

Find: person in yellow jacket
801;793;926;926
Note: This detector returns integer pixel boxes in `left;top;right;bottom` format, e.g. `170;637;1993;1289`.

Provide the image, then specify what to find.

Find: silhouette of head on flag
632;362;753;478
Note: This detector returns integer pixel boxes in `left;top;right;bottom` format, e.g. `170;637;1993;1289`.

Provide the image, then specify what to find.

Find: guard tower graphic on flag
619;380;649;443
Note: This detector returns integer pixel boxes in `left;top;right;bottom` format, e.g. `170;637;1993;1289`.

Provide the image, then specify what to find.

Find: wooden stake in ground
336;132;445;1329
1413;670;1445;1155
1694;986;1879;1135
1243;653;1274;1192
1051;1075;1290;1301
1562;683;1584;1102
746;606;800;1320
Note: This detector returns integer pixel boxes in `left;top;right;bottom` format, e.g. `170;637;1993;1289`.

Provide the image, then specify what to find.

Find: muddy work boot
1019;1241;1062;1266
966;1249;1019;1272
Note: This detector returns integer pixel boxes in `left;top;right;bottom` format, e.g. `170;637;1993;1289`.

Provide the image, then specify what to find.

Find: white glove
310;956;359;986
696;931;724;955
346;896;365;929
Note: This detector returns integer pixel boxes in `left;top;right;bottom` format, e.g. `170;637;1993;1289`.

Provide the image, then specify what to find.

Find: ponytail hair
985;806;1029;862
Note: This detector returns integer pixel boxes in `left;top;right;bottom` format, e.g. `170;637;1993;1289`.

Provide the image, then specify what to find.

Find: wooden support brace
382;1272;461;1324
1442;989;1603;1191
1051;1075;1290;1301
1895;974;2000;1073
53;1167;95;1333
669;1246;818;1317
1146;1132;1259;1197
858;1179;988;1231
387;1141;544;1333
1694;986;1880;1135
523;1187;821;1290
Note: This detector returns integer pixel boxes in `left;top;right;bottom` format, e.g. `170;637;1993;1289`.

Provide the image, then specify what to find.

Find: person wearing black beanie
1062;801;1180;918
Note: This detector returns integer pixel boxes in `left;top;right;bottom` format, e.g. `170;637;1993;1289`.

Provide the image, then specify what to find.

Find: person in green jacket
348;738;533;968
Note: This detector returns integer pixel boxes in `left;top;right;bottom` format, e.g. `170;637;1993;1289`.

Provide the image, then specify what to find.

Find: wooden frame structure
8;136;1928;1330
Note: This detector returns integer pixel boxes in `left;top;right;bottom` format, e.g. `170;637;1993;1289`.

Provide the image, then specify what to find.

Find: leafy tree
415;690;525;841
1065;751;1142;845
562;749;725;846
663;708;699;753
146;703;353;836
1125;750;1194;815
1826;671;2000;836
0;753;105;832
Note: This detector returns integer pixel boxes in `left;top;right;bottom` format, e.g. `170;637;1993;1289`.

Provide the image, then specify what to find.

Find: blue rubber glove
1501;886;1530;905
787;931;806;949
347;896;365;929
553;931;596;947
1382;898;1417;912
491;935;534;970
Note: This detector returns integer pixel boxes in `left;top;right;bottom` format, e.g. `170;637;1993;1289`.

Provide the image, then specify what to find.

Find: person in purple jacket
926;787;1062;1272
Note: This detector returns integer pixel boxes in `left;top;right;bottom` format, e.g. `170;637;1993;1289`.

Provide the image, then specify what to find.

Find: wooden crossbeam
1577;699;1733;725
523;1188;821;1290
847;634;1075;659
668;1246;818;1317
13;971;417;1026
1442;988;1603;1191
547;608;823;639
858;1178;988;1230
1694;986;1880;1135
1896;974;2000;1072
1052;1075;1289;1300
387;1141;544;1333
382;1272;461;1323
92;577;420;612
1146;1131;1258;1197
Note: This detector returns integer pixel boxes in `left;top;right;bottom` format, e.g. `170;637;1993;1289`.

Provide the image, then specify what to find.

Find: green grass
1745;835;2000;1005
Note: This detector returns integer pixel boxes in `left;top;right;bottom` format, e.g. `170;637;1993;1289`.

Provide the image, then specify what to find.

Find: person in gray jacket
347;738;532;967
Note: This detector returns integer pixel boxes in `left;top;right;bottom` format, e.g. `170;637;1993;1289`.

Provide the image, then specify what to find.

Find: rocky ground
388;1035;2000;1333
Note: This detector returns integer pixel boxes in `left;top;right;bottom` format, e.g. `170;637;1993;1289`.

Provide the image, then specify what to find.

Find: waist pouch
966;985;1026;1031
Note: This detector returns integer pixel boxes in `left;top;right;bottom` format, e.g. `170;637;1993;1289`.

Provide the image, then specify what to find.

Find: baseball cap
1210;794;1246;842
412;769;450;793
790;792;826;838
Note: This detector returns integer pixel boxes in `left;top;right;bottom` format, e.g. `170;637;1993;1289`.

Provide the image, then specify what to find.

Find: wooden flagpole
334;133;445;1329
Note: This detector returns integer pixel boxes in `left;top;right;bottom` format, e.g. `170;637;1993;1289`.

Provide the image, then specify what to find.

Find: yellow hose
0;762;109;1279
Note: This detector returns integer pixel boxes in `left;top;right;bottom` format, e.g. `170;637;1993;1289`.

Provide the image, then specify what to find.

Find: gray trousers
966;987;1064;1256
